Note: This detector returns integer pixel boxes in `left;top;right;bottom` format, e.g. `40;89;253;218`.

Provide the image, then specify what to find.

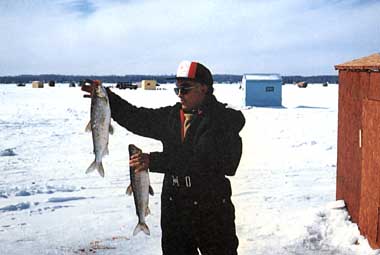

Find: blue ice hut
242;73;282;107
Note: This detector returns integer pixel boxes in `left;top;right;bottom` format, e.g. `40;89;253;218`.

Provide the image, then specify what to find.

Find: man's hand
81;79;101;98
130;152;150;173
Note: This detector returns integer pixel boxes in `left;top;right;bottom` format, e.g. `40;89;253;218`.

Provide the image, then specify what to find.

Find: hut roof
244;73;282;81
335;53;380;71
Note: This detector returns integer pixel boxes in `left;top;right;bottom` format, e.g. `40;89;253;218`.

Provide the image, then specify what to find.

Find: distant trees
0;74;338;84
282;75;338;84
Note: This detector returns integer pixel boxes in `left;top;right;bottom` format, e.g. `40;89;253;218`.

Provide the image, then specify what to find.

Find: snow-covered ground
0;83;378;255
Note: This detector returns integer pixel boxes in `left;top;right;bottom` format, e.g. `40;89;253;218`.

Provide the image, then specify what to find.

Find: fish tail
97;162;105;177
86;160;97;174
86;160;105;177
133;222;150;236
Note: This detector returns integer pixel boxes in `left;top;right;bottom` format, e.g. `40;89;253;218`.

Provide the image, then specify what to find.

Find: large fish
85;84;113;177
127;144;154;236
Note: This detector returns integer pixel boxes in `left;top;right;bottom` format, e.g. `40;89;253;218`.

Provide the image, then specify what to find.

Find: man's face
175;80;208;111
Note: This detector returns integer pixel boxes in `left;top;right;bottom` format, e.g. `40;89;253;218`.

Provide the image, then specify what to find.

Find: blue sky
0;0;379;76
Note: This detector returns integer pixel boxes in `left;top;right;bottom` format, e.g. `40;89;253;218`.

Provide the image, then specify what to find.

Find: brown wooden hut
32;81;44;88
335;53;380;248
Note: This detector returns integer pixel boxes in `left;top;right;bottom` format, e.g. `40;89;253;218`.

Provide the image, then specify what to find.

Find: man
83;61;245;255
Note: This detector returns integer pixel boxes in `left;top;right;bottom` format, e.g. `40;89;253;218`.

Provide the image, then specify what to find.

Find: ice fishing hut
335;53;380;249
32;81;44;88
141;80;157;90
242;74;282;107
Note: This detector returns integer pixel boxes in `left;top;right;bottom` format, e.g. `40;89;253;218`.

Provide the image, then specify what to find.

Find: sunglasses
174;83;199;95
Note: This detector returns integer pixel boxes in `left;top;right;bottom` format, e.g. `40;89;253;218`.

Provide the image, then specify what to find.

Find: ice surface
0;83;379;255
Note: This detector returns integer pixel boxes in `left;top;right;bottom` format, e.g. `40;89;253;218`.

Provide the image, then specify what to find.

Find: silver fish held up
127;144;154;236
85;84;114;177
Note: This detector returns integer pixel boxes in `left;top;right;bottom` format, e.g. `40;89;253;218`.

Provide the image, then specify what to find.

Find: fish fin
126;185;133;195
149;185;154;196
145;206;151;216
97;162;105;177
133;223;150;236
85;160;97;174
85;121;92;132
109;124;114;135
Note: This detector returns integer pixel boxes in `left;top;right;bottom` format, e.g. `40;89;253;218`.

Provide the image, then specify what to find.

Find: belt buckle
172;176;180;187
185;176;191;188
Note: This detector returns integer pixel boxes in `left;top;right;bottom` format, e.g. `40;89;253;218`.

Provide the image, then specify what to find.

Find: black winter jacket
107;88;245;202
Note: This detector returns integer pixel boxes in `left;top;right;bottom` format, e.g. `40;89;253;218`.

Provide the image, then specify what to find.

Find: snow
0;83;379;255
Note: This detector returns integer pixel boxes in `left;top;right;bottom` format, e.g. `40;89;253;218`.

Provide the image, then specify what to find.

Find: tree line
0;74;338;84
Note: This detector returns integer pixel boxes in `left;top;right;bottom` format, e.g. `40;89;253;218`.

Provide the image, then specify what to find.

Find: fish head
93;85;108;99
128;144;142;157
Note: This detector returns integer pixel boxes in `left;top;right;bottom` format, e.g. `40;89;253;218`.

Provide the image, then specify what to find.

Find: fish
85;84;113;177
126;144;154;236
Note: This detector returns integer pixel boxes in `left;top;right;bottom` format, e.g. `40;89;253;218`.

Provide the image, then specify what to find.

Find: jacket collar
182;95;217;116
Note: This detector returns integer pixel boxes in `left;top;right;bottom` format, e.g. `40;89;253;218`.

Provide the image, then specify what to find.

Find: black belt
171;175;192;188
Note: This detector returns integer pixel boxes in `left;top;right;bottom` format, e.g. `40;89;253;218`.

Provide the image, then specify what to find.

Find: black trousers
161;194;239;255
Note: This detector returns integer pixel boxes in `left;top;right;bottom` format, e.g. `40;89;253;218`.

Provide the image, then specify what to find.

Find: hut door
336;71;363;223
361;99;380;247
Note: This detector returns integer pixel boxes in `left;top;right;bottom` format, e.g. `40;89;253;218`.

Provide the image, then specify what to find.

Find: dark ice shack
335;53;380;248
